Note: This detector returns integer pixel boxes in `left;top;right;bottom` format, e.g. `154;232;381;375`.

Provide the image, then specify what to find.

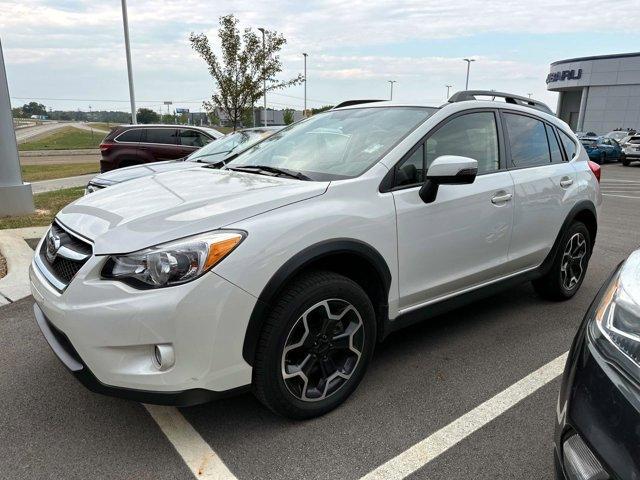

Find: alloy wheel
281;299;364;402
560;232;587;291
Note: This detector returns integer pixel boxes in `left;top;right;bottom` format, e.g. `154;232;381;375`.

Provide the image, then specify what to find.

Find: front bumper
555;268;640;479
30;243;257;405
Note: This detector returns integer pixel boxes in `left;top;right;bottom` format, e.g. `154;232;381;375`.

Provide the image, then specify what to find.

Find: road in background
1;163;639;480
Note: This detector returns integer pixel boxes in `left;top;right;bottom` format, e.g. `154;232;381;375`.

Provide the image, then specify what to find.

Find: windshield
225;107;436;180
629;137;640;145
187;129;275;162
607;131;628;141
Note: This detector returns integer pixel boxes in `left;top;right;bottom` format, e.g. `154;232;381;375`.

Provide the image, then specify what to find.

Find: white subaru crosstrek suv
31;91;602;419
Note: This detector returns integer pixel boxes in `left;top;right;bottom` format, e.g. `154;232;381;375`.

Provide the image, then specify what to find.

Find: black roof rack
333;99;385;109
448;90;554;115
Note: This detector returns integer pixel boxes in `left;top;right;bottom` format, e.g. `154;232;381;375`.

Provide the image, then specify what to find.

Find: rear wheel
253;271;376;419
532;222;591;301
622;157;631;166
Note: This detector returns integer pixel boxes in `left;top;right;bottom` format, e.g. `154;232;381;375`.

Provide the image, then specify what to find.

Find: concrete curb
0;226;48;305
20;149;100;157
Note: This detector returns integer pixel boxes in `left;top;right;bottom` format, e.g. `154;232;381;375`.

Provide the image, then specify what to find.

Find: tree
311;105;334;115
283;109;295;125
21;102;47;117
190;15;303;130
137;108;160;124
161;113;174;124
11;107;24;118
208;109;221;126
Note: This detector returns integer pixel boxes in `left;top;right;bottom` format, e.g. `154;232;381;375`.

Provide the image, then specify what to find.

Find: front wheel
252;271;376;419
622;157;631;166
533;222;591;301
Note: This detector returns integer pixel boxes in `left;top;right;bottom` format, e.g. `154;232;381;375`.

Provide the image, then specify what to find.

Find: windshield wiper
226;165;311;181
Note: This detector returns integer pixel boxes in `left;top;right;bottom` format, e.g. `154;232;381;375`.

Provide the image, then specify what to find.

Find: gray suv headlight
589;252;640;383
101;231;245;288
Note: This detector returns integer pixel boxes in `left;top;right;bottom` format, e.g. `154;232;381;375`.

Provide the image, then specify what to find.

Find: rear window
144;128;177;145
116;129;142;143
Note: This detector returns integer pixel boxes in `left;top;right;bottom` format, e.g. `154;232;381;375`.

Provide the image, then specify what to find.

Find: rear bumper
33;302;248;406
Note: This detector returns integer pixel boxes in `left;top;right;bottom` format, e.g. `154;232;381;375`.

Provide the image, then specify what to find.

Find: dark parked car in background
98;124;224;172
86;127;281;193
554;250;640;480
580;136;623;164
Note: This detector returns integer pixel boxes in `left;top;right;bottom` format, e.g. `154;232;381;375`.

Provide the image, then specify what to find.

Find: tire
253;270;376;419
622;157;630;166
532;222;591;301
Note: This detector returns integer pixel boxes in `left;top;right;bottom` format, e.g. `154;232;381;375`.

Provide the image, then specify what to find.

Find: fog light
153;344;175;371
563;434;609;480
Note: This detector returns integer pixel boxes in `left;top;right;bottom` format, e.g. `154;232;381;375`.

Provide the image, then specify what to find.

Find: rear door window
503;113;550;167
178;129;212;147
116;129;142;143
144;128;177;145
545;125;564;163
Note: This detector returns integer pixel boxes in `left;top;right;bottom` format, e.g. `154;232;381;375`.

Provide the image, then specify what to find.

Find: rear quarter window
116;129;142;143
558;130;578;160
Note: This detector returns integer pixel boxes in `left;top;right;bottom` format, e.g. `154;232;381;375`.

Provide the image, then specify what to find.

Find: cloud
2;0;639;110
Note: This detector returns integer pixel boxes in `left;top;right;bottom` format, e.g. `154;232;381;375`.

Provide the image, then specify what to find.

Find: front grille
37;221;93;290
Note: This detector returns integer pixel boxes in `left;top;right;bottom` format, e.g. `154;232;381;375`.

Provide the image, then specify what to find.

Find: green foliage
283;109;295;125
21;163;99;182
189;14;303;130
137;107;160;124
311;105;334;115
21;102;47;117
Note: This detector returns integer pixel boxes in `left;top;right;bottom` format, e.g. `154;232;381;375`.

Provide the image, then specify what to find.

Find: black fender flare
538;200;597;276
242;238;392;365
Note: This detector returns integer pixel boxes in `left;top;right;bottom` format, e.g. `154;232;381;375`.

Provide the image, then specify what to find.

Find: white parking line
603;194;640;199
360;352;568;480
144;405;238;480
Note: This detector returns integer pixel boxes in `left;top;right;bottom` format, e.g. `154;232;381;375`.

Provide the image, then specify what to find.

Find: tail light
99;142;112;153
588;160;601;183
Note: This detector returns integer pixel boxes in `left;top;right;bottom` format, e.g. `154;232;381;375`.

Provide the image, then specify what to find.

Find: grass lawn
21;163;99;182
19;127;106;151
0;187;85;230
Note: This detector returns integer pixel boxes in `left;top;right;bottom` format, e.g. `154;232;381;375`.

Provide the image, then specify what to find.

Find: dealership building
547;52;640;134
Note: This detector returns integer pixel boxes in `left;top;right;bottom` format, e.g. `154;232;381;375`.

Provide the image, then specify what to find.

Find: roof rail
333;99;385;109
448;90;554;115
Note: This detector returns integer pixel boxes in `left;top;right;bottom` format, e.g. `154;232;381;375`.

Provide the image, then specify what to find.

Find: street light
463;58;475;90
258;27;267;126
527;93;533;98
445;84;452;99
388;80;397;100
121;0;137;124
303;53;308;117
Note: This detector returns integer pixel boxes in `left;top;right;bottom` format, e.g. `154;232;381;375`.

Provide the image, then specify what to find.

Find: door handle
491;192;513;204
560;177;573;188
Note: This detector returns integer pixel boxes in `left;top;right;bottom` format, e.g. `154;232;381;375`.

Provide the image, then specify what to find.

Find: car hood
91;160;200;186
57;168;329;255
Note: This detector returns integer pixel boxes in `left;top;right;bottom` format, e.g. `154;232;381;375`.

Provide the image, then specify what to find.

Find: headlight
101;230;245;288
589;253;640;383
85;184;99;195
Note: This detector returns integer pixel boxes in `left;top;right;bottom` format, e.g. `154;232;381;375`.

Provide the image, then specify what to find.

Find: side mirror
419;155;478;203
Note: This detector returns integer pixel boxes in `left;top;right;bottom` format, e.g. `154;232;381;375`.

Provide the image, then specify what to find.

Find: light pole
463;58;475;90
303;53;308;117
0;38;33;216
121;0;136;124
388;80;397;100
445;84;452;99
527;93;533;98
258;27;267;126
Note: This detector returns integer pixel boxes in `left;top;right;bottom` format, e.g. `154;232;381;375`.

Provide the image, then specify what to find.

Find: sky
2;0;640;114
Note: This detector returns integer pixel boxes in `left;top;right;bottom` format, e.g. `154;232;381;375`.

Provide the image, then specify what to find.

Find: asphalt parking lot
2;163;640;480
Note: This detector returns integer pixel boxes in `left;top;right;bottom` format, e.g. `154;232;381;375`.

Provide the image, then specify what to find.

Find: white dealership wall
547;52;640;134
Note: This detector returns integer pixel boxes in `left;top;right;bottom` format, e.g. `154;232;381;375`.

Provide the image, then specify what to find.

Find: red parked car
99;124;224;172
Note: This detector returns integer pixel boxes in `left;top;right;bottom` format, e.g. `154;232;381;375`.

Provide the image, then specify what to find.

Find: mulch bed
0;253;6;279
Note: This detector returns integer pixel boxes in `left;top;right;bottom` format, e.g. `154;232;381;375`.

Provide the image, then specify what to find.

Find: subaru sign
546;69;582;84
